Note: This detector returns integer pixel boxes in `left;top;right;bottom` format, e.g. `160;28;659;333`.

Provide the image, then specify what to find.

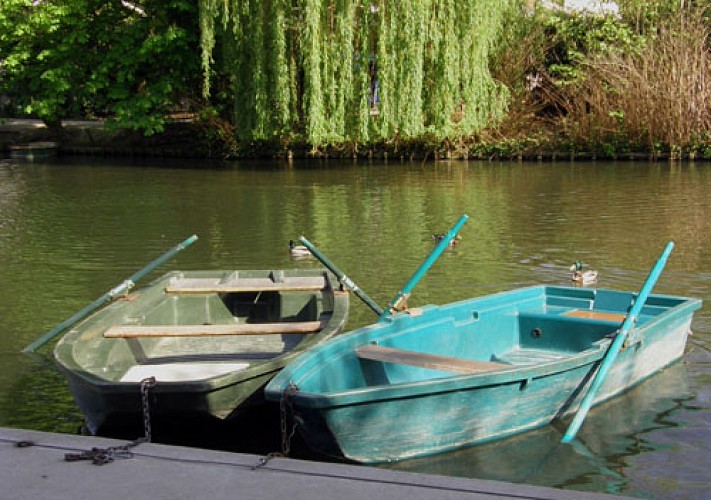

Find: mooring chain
64;376;157;465
253;382;299;469
140;376;157;443
64;443;137;465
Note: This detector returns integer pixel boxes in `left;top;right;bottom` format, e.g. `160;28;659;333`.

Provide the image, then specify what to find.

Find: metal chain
253;382;299;469
140;376;156;443
280;381;299;456
64;376;156;465
65;443;137;465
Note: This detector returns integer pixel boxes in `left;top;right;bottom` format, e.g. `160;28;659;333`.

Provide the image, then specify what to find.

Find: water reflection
1;158;710;497
380;363;694;496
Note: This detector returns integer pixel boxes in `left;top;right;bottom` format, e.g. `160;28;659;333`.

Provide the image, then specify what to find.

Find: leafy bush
0;0;202;135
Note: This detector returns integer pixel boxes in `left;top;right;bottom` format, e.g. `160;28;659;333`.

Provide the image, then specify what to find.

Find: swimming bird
570;260;598;285
289;240;312;257
432;233;462;246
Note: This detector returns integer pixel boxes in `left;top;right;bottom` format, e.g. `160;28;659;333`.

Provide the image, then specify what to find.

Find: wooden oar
379;214;468;321
22;234;199;353
560;241;675;443
298;236;384;316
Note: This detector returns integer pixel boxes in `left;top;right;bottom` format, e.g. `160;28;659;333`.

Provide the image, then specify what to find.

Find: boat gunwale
267;286;701;409
283;344;610;409
53;268;350;392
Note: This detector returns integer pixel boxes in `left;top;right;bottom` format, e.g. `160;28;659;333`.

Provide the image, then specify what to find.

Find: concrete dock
1;427;621;499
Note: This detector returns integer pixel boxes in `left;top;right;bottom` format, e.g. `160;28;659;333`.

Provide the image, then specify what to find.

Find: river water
1;157;709;498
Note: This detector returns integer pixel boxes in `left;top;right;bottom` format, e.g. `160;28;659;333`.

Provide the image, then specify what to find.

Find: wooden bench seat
355;344;509;375
165;276;327;294
563;309;626;322
103;320;326;338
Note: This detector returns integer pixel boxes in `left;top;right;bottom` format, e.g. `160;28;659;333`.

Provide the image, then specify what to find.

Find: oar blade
560;241;675;443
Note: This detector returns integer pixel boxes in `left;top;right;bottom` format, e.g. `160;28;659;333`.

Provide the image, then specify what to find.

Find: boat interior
296;286;690;392
70;271;338;383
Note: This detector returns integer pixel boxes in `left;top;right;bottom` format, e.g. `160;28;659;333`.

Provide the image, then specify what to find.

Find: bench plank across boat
53;269;349;435
264;285;701;463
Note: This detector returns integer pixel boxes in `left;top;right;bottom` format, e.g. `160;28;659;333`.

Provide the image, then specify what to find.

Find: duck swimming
289;240;312;257
570;260;598;285
432;233;462;246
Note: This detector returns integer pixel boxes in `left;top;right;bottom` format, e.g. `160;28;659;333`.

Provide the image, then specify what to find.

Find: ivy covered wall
199;0;518;146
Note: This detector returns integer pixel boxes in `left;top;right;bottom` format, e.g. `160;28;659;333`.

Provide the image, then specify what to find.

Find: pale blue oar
561;240;675;443
379;214;468;321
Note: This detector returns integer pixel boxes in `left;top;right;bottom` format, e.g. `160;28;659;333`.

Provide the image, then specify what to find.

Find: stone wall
0;119;208;158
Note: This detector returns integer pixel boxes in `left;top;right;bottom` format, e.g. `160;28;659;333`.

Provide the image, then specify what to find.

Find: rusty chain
253;381;299;469
64;376;156;465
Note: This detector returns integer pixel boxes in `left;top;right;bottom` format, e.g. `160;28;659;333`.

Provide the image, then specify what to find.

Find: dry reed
564;10;710;152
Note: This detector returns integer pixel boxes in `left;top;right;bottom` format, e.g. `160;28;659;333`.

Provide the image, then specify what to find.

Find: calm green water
1;157;710;497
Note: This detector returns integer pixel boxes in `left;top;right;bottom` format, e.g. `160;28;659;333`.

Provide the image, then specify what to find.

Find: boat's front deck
105;328;310;382
492;348;570;365
119;361;251;382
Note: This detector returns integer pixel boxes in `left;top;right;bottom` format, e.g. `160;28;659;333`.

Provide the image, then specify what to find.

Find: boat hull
54;269;349;436
265;285;701;463
59;359;280;435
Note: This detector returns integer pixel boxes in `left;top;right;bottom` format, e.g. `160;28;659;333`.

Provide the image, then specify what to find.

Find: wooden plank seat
103;320;326;338
165;276;327;294
355;344;510;375
563;310;627;322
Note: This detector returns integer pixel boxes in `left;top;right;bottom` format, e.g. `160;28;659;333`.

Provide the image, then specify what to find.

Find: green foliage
0;0;201;135
544;12;645;85
619;0;687;34
199;0;517;147
526;1;711;156
489;3;548;95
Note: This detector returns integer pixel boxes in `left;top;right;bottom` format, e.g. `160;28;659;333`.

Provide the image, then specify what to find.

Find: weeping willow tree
199;0;518;147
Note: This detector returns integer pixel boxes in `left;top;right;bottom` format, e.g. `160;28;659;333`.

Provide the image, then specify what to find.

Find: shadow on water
90;400;327;463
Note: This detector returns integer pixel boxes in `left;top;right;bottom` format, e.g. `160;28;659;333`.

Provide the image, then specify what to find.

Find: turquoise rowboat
264;285;701;463
54;269;349;435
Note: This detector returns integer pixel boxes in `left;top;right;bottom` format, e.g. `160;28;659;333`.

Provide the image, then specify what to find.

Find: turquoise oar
300;213;468;319
22;234;199;353
298;236;384;316
379;214;469;321
561;241;675;443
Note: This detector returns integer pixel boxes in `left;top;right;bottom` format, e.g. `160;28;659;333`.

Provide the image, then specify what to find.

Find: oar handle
379;214;469;321
561;241;675;443
298;236;384;317
22;234;198;353
128;234;198;285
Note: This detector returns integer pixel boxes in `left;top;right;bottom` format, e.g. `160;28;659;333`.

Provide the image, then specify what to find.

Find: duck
570;260;598;285
432;233;462;246
289;240;312;257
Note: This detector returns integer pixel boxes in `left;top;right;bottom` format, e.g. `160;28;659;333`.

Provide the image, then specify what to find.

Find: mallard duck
289;240;312;257
570;260;598;285
433;233;462;246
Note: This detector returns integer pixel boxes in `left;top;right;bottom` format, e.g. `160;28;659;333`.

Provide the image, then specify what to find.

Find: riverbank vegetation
491;1;711;161
1;0;709;160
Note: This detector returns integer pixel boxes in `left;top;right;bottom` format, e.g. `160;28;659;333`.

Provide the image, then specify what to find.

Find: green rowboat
54;269;349;435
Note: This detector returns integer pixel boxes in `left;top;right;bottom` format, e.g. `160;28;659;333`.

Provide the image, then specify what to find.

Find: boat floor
493;348;570;366
120;362;251;382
